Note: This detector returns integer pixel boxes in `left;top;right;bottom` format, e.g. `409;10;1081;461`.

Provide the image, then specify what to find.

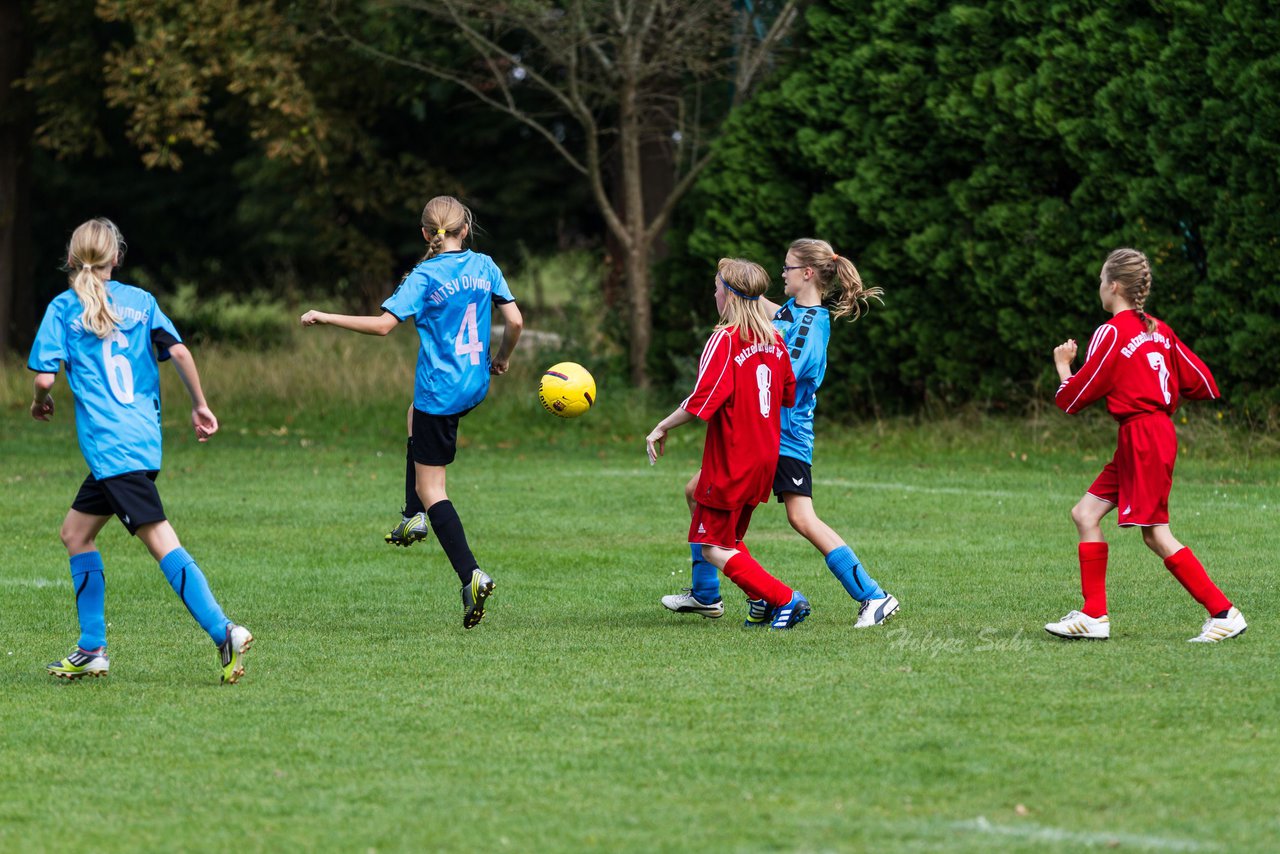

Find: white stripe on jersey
1175;342;1218;399
681;328;731;418
1063;324;1117;413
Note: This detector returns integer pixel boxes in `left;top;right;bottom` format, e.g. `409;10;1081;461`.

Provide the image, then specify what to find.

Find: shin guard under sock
1079;541;1109;618
690;544;720;603
1164;547;1231;615
427;500;479;584
70;551;107;651
824;545;884;602
404;438;425;517
158;547;231;643
722;552;792;607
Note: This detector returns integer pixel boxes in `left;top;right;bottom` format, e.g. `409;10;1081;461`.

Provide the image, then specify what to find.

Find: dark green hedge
655;0;1280;420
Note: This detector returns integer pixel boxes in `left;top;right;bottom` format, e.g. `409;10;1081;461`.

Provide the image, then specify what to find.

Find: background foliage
658;0;1280;418
9;0;1280;419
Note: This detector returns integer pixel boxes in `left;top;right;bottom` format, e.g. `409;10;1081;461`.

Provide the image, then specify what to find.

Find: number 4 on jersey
455;302;484;366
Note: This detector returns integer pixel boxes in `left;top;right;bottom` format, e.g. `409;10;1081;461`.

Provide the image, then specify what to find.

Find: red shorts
1087;413;1177;527
689;503;756;549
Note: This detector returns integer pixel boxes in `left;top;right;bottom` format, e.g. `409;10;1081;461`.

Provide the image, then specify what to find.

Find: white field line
0;578;62;588
953;816;1210;851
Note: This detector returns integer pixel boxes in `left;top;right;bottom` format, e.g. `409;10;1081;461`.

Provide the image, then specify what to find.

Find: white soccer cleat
1188;607;1247;643
660;589;724;619
854;593;900;628
1044;610;1110;639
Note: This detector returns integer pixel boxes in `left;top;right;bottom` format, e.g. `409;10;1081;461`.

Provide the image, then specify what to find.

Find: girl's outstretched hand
299;310;327;326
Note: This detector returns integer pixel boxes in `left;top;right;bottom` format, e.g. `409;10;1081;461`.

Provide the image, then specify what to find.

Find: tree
0;0;33;355
338;0;799;386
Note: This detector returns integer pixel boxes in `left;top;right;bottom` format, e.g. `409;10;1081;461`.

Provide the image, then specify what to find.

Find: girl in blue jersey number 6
301;196;523;629
29;218;253;684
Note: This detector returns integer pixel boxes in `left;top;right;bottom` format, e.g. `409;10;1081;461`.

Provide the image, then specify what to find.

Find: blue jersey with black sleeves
772;298;830;464
381;249;517;415
28;281;183;479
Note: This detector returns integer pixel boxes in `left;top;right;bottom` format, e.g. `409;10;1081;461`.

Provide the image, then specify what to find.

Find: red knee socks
1164;547;1231;615
1079;542;1109;618
722;551;791;607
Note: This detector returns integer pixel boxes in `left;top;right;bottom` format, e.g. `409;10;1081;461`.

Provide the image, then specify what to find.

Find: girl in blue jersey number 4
28;219;253;683
663;239;899;627
301;196;523;629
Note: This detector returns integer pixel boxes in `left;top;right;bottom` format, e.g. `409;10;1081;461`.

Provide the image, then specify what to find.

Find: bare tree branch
331;5;590;174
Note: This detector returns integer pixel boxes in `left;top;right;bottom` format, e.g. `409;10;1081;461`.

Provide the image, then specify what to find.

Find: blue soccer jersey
28;281;183;479
772;298;831;464
381;249;517;415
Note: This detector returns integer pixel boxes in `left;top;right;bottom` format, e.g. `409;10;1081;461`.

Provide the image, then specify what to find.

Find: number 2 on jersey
454;302;484;366
102;330;135;404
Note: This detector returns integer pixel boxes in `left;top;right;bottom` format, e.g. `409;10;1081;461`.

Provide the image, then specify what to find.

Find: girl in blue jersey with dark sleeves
301;196;523;629
28;218;253;683
662;239;899;627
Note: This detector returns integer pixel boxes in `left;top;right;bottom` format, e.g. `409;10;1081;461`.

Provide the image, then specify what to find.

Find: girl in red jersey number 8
646;259;811;630
1045;247;1246;643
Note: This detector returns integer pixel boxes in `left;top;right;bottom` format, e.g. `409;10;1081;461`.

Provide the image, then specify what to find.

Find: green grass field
2;339;1278;852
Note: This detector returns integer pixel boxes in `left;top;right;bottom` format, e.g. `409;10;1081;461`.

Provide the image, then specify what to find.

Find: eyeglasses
781;265;805;276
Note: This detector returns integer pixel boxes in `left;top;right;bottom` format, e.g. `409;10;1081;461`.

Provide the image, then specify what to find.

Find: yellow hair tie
436;229;446;236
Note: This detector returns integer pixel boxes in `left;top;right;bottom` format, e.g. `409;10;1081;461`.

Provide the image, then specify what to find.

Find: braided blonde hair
66;218;125;338
420;196;473;260
787;238;883;320
1103;247;1157;333
715;258;775;345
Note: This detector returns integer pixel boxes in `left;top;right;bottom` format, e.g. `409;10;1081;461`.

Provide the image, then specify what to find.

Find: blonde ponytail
787;238;883;320
66;219;126;338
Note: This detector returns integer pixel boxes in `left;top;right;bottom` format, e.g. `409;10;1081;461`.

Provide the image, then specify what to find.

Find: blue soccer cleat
769;592;811;630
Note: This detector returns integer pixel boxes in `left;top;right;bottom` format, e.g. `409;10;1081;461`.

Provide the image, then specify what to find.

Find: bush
162;282;295;349
658;0;1280;420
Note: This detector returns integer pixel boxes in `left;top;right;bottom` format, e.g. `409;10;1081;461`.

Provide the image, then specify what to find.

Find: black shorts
71;471;166;535
411;406;474;466
772;455;813;501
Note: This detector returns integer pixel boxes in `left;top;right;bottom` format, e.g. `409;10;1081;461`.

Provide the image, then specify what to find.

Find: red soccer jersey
1055;310;1219;422
682;326;796;509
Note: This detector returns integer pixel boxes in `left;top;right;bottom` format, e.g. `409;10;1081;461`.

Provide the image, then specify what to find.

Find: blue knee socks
690;544;720;603
159;548;231;643
825;545;885;602
70;551;107;651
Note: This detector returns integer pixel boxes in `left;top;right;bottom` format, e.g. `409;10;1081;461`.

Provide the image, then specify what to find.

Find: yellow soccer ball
538;362;596;418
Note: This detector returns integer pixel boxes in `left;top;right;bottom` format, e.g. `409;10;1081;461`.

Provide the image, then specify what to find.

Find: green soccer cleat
461;569;495;630
218;624;254;684
47;648;109;680
385;512;430;547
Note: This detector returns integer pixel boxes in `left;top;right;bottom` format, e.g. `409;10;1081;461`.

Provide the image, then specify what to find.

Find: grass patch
2;344;1278;851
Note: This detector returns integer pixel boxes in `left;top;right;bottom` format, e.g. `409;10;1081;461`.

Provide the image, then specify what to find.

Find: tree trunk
626;242;652;388
0;0;34;356
618;46;650;388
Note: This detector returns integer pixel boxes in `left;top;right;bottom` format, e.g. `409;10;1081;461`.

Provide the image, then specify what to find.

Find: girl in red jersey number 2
1045;248;1246;643
646;259;811;630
